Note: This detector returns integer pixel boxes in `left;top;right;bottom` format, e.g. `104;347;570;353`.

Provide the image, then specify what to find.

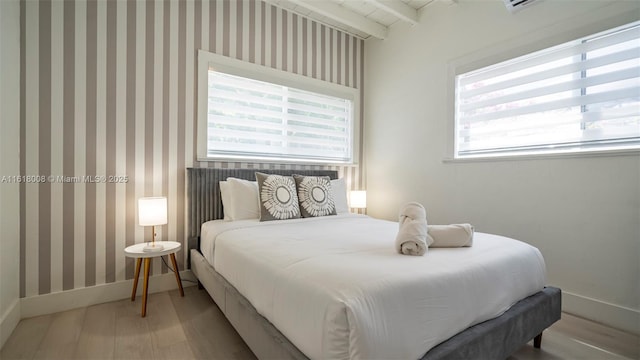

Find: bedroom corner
364;0;640;335
0;0;22;350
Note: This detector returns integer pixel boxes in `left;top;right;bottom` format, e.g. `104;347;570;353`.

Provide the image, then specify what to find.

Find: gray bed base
187;167;562;360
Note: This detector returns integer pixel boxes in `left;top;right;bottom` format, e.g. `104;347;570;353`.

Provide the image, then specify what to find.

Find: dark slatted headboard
186;167;338;251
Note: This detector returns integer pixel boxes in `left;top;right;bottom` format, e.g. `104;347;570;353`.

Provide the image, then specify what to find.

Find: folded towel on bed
395;202;430;256
427;224;474;248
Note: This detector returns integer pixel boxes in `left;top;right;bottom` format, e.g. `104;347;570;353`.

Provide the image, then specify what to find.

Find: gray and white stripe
20;0;364;298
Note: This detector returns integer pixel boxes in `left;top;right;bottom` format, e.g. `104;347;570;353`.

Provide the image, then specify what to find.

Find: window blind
207;70;353;163
455;21;640;157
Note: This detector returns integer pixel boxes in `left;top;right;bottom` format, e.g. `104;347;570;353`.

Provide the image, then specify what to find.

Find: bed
187;167;561;360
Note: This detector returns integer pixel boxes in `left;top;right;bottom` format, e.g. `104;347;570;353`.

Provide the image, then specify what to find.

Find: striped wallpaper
19;0;364;298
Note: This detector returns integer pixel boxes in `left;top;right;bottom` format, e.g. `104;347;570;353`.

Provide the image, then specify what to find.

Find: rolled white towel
427;224;474;248
395;202;429;256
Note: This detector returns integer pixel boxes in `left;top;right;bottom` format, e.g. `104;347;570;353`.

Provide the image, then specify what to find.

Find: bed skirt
190;248;561;360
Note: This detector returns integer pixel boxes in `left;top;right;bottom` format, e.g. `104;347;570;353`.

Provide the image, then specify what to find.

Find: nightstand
124;241;185;317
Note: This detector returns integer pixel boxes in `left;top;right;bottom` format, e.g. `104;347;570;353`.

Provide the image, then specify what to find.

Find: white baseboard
562;290;639;335
20;270;196;319
0;298;21;349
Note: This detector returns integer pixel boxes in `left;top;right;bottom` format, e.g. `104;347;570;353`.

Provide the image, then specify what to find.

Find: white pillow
331;178;349;214
219;181;232;221
226;177;260;220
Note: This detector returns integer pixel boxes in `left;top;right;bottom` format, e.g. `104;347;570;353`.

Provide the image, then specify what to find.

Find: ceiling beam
287;0;388;39
367;0;418;26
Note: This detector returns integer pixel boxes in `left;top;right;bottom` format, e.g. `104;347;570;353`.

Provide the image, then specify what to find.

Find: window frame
197;50;360;165
445;15;640;162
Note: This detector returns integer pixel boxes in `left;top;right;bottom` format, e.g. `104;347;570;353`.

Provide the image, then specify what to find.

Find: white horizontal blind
207;70;353;162
455;21;640;158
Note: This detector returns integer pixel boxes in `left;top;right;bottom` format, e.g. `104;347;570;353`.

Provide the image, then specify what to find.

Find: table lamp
349;190;367;209
138;197;167;252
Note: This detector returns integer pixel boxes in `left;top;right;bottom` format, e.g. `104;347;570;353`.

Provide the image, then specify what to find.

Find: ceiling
264;0;457;40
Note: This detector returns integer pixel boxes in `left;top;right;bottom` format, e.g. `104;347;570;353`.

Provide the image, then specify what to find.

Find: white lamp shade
349;191;367;209
138;197;168;226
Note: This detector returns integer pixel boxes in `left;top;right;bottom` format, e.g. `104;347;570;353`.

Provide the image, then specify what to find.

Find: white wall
364;0;639;334
0;0;22;348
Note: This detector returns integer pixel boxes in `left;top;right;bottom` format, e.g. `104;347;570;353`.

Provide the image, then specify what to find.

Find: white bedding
202;214;546;360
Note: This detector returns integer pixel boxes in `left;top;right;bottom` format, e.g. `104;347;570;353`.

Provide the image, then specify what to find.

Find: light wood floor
2;286;638;360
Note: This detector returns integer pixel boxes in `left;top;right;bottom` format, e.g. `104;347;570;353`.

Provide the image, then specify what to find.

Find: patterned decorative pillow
255;172;301;221
293;175;336;218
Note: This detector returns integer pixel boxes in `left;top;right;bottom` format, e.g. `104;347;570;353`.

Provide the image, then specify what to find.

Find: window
197;51;358;164
454;21;640;158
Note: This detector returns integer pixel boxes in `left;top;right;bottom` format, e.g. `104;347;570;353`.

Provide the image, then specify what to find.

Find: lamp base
142;243;164;252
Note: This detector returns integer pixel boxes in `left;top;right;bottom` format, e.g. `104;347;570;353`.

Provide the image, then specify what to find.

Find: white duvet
203;214;546;360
